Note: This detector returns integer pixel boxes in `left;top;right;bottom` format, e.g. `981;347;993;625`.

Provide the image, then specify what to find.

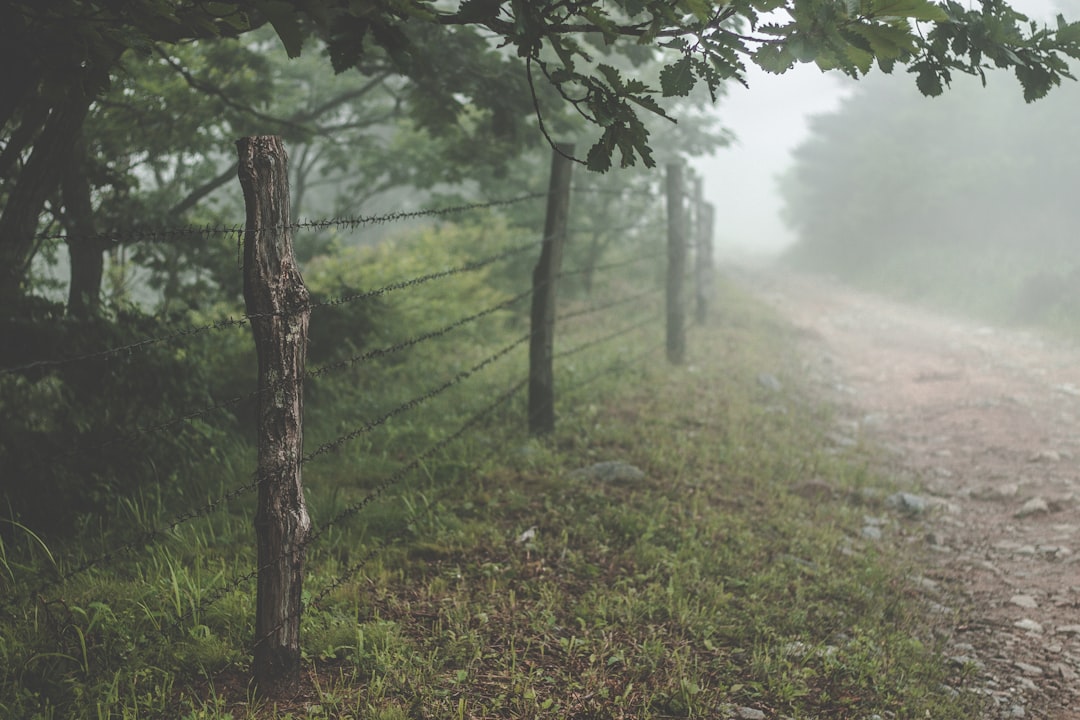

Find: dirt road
747;270;1080;719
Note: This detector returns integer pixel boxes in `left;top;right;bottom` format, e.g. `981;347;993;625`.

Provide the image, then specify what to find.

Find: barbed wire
309;289;532;380
251;378;527;649
0;241;538;377
555;315;658;361
301;334;529;465
307;239;539;312
560;249;666;279
563;337;666;395
557;288;661;325
570;187;656;198
0;313;253;376
27;194;549;246
305;378;527;548
29;472;263;601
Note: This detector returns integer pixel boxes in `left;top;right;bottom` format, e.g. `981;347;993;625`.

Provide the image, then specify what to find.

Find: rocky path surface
746;270;1080;719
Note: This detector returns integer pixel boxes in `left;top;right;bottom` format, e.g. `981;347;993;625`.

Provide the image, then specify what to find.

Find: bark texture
237;136;311;692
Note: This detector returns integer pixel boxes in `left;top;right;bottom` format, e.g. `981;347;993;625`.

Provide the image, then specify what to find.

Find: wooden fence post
699;200;715;319
529;143;574;435
237;136;311;691
692;177;708;325
666;161;687;364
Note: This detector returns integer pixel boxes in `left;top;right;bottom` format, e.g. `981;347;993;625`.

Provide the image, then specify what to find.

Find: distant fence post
699;200;715;319
666;161;687;364
529;143;574;435
692;177;709;325
237;136;312;691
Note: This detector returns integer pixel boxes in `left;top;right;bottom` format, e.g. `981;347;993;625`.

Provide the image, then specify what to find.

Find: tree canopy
3;0;1080;308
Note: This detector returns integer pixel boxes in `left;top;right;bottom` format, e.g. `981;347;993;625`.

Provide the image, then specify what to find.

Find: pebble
737;707;766;720
1013;618;1044;633
861;525;883;540
1009;595;1038;609
1014;662;1043;676
1050;662;1077;680
972;483;1019;501
886;491;927;515
1015;497;1050;518
1055;624;1080;635
757;373;782;392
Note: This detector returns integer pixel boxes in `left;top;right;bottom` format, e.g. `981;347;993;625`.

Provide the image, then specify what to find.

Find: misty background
697;0;1068;260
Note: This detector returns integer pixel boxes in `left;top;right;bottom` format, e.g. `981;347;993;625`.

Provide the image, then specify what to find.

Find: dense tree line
781;67;1080;325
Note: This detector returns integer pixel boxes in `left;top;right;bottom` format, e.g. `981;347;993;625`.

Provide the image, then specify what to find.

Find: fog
694;0;1067;261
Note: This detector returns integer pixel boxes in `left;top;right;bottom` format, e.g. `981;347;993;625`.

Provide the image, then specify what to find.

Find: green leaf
679;0;711;22
915;65;943;96
587;135;614;172
659;56;696;96
847;21;917;59
871;0;948;22
255;0;305;58
753;44;796;74
1056;21;1080;45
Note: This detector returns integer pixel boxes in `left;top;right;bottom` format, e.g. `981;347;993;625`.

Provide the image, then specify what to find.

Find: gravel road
747;270;1080;719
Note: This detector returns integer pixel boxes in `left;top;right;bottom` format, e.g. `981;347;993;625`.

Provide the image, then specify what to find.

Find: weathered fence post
529;143;574;435
237;136;311;691
666;161;687;364
692;176;708;325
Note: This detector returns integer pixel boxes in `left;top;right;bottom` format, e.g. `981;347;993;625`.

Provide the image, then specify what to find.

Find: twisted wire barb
28;193;548;245
558;287;662;324
1;241;538;376
302;333;529;465
555;315;658;360
305;378;527;548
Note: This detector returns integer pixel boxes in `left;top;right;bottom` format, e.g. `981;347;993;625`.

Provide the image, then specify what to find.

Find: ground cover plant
0;244;983;718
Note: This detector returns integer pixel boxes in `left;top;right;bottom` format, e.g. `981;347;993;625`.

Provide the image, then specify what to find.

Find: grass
0;278;984;719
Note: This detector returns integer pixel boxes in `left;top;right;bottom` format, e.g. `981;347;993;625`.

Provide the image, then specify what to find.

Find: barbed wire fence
0;138;717;692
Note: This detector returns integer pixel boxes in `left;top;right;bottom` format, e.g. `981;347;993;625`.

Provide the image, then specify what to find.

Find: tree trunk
237;136;311;693
62;136;105;318
0;73;101;310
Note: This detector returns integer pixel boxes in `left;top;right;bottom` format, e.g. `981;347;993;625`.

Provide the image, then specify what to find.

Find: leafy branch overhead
253;0;1080;170
3;0;1079;177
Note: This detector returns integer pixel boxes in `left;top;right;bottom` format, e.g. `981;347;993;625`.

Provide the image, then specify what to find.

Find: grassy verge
1;279;982;719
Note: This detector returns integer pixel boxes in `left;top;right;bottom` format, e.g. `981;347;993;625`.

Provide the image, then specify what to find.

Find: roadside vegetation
1;241;984;718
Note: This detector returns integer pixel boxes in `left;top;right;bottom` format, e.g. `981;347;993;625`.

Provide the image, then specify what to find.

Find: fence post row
528;143;575;436
665;161;687;364
237;135;312;691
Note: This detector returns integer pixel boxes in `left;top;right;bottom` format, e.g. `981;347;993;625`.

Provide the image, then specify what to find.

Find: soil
745;269;1080;720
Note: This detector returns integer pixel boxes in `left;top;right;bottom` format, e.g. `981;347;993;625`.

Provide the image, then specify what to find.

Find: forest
4;1;1080;717
781;61;1080;332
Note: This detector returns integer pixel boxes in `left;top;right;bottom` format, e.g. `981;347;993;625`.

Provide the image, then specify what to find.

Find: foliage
4;0;1080;308
0;300;252;536
0;276;985;718
779;69;1080;331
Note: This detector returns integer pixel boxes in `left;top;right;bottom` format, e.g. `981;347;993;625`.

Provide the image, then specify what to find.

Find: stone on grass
1013;618;1043;633
757;373;782;392
737;707;766;720
885;491;927;515
1009;595;1038;609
